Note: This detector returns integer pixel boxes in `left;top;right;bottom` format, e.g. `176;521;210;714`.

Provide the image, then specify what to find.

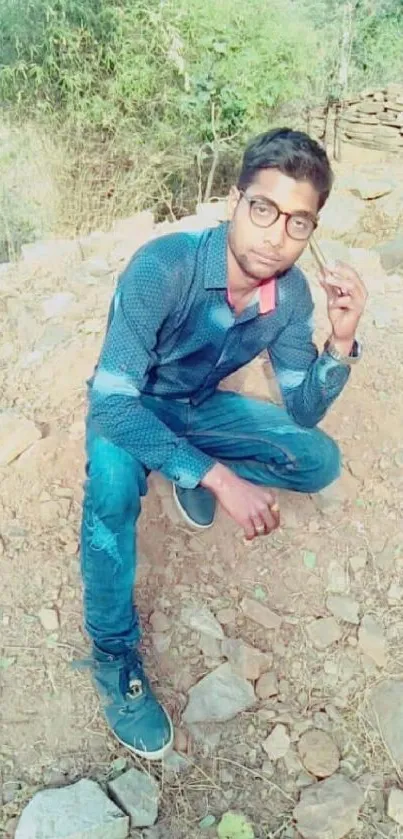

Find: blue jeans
81;391;340;654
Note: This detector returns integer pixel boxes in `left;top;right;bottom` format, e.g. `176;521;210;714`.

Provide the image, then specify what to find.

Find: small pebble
216;607;236;624
262;724;290;761
149;610;170;632
38;607;59;632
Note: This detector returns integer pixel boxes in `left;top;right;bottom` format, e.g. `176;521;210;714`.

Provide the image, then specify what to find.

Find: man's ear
227;185;240;221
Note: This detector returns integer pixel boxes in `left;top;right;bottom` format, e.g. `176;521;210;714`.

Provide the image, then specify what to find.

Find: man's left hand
320;261;368;354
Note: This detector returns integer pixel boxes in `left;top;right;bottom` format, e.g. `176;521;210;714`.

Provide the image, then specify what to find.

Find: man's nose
264;216;287;248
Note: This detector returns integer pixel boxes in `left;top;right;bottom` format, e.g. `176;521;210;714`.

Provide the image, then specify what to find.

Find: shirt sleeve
89;241;216;488
268;269;351;428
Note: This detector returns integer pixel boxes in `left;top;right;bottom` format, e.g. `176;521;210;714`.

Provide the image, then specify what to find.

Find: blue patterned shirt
89;222;350;488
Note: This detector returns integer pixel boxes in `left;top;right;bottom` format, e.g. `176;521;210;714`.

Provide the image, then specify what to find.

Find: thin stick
217;757;295;803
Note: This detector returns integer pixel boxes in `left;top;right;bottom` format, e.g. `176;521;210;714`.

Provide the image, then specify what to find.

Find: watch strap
324;339;362;365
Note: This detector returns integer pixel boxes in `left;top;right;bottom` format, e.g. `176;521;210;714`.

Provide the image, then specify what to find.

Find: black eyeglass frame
238;190;318;241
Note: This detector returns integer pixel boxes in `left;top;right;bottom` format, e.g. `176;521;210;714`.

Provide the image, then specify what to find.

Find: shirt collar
203;222;229;290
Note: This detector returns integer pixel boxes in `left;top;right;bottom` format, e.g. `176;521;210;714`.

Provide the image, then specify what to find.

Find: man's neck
227;244;265;313
227;245;255;295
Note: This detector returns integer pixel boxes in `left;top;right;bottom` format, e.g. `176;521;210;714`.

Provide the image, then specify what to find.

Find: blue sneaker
92;647;173;760
173;484;216;529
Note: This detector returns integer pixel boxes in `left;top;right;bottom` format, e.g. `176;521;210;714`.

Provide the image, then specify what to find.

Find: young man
81;128;367;760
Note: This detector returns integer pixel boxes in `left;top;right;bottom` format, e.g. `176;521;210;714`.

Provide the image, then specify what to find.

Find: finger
252;513;275;537
252;515;268;537
243;518;256;541
259;503;280;534
328;293;363;310
322;277;366;306
261;492;281;526
330;260;363;284
326;266;367;297
322;275;355;296
320;279;341;301
262;489;279;509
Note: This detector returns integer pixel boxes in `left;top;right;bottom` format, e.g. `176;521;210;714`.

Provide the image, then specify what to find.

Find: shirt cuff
318;351;351;389
162;441;216;489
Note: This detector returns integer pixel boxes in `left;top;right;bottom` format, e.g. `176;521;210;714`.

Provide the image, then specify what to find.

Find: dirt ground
1;160;403;838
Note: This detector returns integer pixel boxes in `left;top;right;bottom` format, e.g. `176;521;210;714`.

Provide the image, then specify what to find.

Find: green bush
0;0;402;236
0;0;319;224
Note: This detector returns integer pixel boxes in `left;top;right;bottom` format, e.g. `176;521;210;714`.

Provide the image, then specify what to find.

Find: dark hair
238;127;333;209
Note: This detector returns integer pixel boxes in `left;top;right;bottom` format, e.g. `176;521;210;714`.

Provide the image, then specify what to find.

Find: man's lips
252;250;282;265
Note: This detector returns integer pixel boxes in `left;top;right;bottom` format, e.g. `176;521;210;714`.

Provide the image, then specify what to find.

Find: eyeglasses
239;191;317;241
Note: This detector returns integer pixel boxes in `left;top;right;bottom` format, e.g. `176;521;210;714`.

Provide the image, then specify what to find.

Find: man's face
227;168;321;282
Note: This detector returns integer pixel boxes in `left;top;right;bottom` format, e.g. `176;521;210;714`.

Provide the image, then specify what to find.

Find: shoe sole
114;707;174;761
173;484;215;530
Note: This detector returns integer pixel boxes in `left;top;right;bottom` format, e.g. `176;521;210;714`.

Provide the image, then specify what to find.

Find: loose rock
162;751;190;777
349;554;367;574
38;607;59;632
358;615;387;666
319;191;364;238
183;662;255;724
188;723;222;751
241;597;282;630
221;638;272;681
256;671;279;699
152;632;171;654
326;561;349;594
36;323;70;350
149;610;170;633
108;768;159;828
262;724;290;761
297;729;340;778
347;174;395;200
387;788;403;826
2;780;22;804
306;617;342;650
42;292;75;319
326;595;360;625
0;414;41;466
181;604;224;640
15;778;128;839
294;774;364;839
370;680;403;764
216;607;236;624
388;582;403;602
377;236;403;273
200;633;222;660
81;257;111;277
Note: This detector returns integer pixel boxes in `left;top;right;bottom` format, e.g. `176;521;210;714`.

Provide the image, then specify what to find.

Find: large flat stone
358;615;387;667
294;774;364;839
377;237;403;273
319;192;364;239
306;617;342;650
221;638;272;681
346;173;395;200
108;768;159;828
15;778;129;839
241;598;282;630
181;604;224;640
370;680;403;765
183;662;255;724
0;413;41;466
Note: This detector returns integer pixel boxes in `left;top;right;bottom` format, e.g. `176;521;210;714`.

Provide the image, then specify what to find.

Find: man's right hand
201;463;280;541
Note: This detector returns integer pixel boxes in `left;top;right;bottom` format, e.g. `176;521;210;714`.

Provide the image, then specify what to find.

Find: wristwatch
324;338;362;366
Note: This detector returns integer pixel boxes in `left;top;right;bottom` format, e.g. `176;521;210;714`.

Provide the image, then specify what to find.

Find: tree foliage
0;0;402;233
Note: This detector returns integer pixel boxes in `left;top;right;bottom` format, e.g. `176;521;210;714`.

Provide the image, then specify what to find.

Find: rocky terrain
1;160;403;839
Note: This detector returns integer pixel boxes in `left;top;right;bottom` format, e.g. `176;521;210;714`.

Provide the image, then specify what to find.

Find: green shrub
0;0;402;236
